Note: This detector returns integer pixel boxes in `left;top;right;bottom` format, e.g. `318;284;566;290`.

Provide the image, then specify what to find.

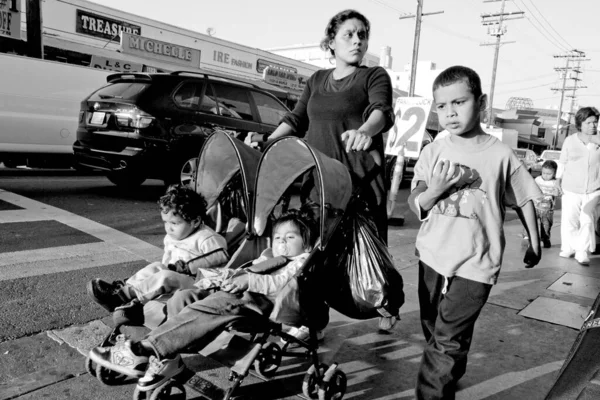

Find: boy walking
533;160;562;248
408;66;542;399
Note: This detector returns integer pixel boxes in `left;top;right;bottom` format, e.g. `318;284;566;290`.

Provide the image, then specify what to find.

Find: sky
90;0;600;112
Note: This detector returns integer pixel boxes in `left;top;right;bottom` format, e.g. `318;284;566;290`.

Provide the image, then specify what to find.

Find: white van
0;54;110;168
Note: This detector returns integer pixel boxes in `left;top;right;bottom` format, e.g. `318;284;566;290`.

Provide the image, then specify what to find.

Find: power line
367;0;410;16
513;1;569;52
495;81;554;94
522;0;572;50
498;72;556;85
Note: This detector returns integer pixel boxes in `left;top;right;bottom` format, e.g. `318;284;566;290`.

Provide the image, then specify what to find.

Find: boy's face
541;167;556;181
272;221;309;258
161;210;200;241
434;79;484;137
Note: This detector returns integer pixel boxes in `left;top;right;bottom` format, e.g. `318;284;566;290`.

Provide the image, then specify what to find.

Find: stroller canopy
195;130;261;221
253;137;352;249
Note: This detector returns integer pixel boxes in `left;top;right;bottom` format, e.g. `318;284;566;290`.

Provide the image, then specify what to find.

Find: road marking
0;189;162;262
0;243;144;281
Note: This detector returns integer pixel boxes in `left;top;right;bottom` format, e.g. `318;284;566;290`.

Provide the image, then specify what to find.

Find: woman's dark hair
320;9;370;57
575;107;600;131
432;65;483;100
273;208;318;249
158;184;207;223
542;160;558;172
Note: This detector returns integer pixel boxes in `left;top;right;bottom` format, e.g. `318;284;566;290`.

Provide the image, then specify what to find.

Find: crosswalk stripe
0;249;144;281
0;189;162;262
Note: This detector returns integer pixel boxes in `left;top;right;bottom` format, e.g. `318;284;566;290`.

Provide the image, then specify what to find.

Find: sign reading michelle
76;10;141;42
121;33;201;68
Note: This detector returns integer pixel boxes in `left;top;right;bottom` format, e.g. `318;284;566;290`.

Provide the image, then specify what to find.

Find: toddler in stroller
86;184;230;325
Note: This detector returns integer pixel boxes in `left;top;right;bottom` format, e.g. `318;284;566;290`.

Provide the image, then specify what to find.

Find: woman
249;9;395;333
558;106;600;265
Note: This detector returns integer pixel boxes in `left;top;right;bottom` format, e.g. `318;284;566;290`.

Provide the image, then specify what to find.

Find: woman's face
329;18;368;67
580;116;599;136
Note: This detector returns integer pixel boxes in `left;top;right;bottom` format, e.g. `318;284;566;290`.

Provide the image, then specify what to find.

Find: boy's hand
429;159;462;195
221;271;249;293
524;242;541;268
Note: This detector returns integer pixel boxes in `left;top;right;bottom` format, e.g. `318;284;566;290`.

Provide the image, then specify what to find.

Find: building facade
3;0;321;102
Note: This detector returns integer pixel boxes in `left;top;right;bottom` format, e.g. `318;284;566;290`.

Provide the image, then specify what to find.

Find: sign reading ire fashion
76;10;141;42
0;0;20;39
263;67;307;92
90;55;143;72
121;33;200;67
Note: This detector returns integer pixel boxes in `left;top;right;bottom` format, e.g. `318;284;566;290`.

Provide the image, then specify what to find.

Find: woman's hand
341;129;373;152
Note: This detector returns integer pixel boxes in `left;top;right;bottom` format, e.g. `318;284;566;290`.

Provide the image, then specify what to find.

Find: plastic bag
323;210;405;320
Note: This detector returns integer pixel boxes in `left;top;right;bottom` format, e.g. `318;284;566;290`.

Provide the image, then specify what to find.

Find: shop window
173;82;203;110
212;83;253;121
538;128;546;138
251;91;288;126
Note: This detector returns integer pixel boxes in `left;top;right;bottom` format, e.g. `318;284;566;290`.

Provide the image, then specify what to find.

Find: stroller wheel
254;342;282;379
302;363;328;399
85;357;97;377
96;364;126;385
318;369;347;400
132;386;150;400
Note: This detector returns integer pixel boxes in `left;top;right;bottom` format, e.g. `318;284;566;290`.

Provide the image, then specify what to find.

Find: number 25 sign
384;97;433;159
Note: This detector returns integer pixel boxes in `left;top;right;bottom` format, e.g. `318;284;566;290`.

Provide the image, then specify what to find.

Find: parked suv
73;71;290;187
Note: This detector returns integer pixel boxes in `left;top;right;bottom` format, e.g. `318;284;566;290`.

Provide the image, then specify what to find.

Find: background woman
558;106;600;265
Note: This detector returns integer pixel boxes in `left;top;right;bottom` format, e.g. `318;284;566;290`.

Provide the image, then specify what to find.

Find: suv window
89;82;149;101
513;149;526;158
212;83;254;121
199;84;219;114
251;91;288;126
173;81;203;110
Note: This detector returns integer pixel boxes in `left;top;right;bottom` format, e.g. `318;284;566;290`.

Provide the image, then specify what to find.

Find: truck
0;53;110;168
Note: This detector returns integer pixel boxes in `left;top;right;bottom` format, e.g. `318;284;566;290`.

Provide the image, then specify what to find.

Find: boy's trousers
537;209;553;242
416;261;492;400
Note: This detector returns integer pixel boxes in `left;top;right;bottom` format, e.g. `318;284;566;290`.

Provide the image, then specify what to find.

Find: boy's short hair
542;160;558;172
273;208;318;249
158;184;207;223
575;107;600;130
432;65;483;100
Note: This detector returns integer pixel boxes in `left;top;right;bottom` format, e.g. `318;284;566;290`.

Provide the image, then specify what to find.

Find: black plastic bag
323;210;405;320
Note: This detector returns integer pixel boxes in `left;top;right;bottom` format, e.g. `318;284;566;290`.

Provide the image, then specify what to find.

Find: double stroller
86;130;359;400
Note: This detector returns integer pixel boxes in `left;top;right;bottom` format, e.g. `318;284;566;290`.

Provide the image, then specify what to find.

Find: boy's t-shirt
533;176;562;212
162;225;228;275
412;135;541;284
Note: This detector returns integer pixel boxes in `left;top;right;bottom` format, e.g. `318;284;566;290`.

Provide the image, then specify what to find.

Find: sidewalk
0;203;594;399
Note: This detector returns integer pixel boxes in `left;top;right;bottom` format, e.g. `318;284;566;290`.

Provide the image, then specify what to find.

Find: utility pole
399;1;443;97
26;0;43;59
564;59;589;136
480;0;523;128
551;50;588;149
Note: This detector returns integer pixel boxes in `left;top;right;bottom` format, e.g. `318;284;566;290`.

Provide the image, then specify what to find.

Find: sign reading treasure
0;0;20;39
76;10;141;42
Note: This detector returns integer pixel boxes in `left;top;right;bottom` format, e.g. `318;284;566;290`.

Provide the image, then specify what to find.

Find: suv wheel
165;156;197;188
107;170;146;188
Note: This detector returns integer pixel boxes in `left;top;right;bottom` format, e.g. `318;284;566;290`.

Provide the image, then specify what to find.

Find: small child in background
533;160;563;248
87;184;229;324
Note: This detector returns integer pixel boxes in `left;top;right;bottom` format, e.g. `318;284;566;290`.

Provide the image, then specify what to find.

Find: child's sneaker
281;326;324;347
87;279;129;312
88;335;149;378
113;299;144;327
136;355;185;392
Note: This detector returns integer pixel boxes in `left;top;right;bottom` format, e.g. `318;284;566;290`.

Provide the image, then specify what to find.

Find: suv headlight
115;109;155;129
